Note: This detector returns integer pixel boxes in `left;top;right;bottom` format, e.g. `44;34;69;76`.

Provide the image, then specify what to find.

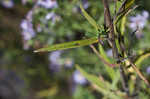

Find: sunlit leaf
34;37;98;52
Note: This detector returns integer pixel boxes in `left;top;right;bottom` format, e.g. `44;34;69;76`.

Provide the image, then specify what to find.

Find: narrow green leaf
118;0;135;15
111;70;120;90
98;44;116;80
76;65;124;99
124;0;135;10
80;4;99;31
134;48;150;67
34;37;98;52
76;65;110;93
120;16;126;35
114;0;135;24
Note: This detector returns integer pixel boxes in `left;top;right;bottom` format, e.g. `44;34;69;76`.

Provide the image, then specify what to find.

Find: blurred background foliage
0;0;150;99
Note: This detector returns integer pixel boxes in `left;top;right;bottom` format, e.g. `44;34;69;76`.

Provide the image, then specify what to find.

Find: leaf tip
33;49;44;53
33;50;39;53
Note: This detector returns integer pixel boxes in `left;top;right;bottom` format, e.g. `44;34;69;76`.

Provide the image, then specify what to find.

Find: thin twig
129;61;150;87
102;0;118;58
102;0;130;95
89;45;119;67
119;65;129;95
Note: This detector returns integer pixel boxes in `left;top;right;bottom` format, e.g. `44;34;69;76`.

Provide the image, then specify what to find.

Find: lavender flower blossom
22;0;27;5
73;70;87;85
106;49;113;57
129;11;149;38
82;0;89;9
20;9;36;50
146;66;150;75
20;19;35;49
20;19;35;41
1;0;14;8
48;51;63;72
45;12;61;24
37;0;58;9
129;11;149;30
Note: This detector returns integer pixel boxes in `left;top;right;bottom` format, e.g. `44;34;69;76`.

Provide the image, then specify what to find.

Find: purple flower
37;0;58;9
45;12;61;24
82;0;89;9
26;10;33;22
20;19;36;41
73;70;87;85
22;0;27;5
146;66;150;75
20;19;36;50
106;49;113;57
129;11;149;30
1;0;14;8
48;51;63;72
129;10;149;38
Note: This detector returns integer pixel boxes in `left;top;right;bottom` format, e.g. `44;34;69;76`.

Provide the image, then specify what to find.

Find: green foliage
76;65;125;99
2;0;150;99
33;0;150;98
80;4;100;31
34;37;98;52
73;86;96;99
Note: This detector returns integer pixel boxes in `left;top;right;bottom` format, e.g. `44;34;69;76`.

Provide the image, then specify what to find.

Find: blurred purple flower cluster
48;51;74;71
20;0;88;86
146;66;150;75
20;10;35;50
106;49;113;57
73;70;87;85
48;51;87;85
37;0;58;9
48;51;63;72
0;0;14;8
20;0;60;50
129;11;149;38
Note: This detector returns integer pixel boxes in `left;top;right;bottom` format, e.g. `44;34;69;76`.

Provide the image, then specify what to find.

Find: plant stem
119;65;129;95
89;45;119;67
102;0;130;95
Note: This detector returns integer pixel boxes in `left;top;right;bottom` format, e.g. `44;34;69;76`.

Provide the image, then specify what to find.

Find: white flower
37;0;58;9
73;70;87;85
1;0;14;8
129;10;149;30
